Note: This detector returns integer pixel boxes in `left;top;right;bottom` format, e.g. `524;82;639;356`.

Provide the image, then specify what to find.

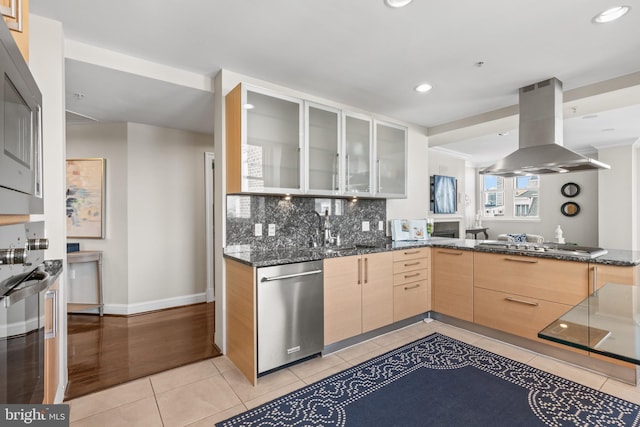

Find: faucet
323;209;334;246
309;211;323;247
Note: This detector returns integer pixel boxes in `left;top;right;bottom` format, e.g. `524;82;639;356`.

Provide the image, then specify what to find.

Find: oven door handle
2;271;50;308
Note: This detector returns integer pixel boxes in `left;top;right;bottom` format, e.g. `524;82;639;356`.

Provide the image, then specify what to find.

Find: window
514;176;539;218
482;175;504;216
481;174;539;219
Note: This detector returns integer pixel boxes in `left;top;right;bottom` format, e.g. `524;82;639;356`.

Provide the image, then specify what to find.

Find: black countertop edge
223;239;640;268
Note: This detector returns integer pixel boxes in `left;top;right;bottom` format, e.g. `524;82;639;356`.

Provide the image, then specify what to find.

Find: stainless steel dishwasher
257;260;323;374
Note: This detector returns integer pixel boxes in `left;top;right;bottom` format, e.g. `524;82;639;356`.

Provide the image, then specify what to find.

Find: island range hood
480;78;610;177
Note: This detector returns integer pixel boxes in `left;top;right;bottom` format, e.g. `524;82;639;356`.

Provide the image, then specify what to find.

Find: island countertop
223;238;640;268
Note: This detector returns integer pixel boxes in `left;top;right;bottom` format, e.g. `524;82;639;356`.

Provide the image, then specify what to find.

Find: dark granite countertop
224;238;640;268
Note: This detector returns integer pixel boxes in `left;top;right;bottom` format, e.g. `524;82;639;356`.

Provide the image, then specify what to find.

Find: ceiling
30;1;640;163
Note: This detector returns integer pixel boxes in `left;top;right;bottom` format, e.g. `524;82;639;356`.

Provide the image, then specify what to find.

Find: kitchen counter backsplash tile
226;195;386;250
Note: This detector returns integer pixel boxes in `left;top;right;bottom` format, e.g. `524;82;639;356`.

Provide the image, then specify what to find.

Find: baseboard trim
77;293;208;316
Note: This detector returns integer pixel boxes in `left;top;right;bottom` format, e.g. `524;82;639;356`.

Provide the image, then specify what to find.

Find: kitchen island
224;238;640;385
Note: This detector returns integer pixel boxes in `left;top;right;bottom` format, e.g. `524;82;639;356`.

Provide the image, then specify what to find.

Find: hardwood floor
66;302;220;400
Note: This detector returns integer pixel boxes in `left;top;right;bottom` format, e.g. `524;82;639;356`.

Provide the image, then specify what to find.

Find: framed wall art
66;158;106;238
430;175;457;214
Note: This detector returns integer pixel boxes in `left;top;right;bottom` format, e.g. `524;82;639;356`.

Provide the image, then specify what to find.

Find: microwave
0;20;43;214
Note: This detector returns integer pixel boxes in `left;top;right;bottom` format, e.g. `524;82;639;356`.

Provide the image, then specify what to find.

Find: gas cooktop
475;241;608;259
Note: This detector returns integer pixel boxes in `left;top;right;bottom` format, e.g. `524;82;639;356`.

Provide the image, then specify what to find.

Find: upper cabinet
343;112;373;196
1;0;28;61
374;120;407;198
306;102;341;196
226;84;304;194
226;82;407;199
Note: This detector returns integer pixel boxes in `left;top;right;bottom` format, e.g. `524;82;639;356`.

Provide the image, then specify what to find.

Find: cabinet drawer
393;268;429;286
474;252;588;305
474;287;579;346
393;258;429;274
393;247;430;262
393;279;429;322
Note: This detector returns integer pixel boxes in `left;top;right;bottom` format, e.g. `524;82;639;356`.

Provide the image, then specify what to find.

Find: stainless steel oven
0;19;43;215
0;222;51;404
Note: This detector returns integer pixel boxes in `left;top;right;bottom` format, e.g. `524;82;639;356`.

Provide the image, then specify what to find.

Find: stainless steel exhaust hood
480;78;610;177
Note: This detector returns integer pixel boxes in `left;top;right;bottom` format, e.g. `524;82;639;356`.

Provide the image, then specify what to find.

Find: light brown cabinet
432;248;473;322
589;263;640;291
474;252;588;306
44;278;59;403
473;252;589;346
225;259;258;385
324;252;393;345
392;248;430;321
225;83;304;195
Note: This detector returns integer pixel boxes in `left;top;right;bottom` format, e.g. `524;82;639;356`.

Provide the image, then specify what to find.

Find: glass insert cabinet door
343;112;372;195
243;87;304;193
306;102;340;195
375;121;407;198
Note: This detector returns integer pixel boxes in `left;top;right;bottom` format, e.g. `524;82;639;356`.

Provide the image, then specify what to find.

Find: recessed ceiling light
414;83;433;93
243;103;255;110
582;114;599;119
384;0;413;8
593;5;631;23
498;132;509;137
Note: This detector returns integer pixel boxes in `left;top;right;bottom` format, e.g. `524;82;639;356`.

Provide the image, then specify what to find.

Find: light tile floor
67;320;640;426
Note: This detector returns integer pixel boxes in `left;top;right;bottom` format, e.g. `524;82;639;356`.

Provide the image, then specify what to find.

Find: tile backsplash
226;195;386;251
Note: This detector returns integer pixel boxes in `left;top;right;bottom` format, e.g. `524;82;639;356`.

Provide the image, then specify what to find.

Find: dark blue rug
217;333;640;426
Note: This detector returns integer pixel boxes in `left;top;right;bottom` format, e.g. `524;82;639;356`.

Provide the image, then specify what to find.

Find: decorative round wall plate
561;201;580;217
561;182;580;198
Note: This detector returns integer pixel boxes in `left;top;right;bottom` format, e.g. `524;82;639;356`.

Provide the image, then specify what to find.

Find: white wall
66;123;129;305
127;123;212;305
478;171;599;245
427;149;467;236
598;141;639;250
464;163;477;227
67;122;212;313
30;14;67;403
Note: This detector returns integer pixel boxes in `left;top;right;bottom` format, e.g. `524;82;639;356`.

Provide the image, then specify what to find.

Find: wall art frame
66;158;106;238
430;175;457;214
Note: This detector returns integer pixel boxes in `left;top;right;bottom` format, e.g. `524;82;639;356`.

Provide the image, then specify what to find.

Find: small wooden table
465;227;489;239
67;250;104;316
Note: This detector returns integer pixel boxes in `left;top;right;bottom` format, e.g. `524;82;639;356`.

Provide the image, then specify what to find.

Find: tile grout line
148;376;166;427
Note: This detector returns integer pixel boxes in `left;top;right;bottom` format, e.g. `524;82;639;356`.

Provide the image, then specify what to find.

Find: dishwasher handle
260;269;323;282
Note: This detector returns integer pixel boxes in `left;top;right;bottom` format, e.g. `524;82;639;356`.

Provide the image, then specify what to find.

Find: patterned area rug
217;333;640;426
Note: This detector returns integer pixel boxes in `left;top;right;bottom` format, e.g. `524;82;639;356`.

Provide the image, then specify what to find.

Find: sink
318;246;357;254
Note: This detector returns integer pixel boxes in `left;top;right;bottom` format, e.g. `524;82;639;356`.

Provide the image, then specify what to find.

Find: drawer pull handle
404;284;421;290
404;262;420;267
404;273;421;279
404;250;420;255
439;250;463;255
364;257;369;284
505;257;538;264
505;296;538;307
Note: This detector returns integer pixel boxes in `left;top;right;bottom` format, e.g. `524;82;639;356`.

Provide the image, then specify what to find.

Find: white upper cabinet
343;112;373;196
305;102;341;195
226;82;407;199
374;120;407;198
226;84;304;194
